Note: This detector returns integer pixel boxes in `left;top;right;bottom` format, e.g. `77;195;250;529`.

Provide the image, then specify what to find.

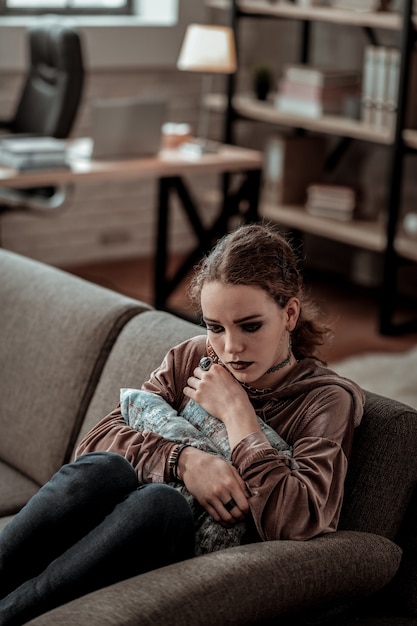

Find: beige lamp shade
177;24;237;74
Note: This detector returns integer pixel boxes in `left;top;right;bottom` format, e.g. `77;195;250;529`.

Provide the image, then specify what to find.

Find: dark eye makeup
204;323;223;334
203;321;263;334
242;322;262;333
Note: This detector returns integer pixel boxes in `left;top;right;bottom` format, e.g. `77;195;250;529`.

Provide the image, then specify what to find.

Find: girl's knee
67;452;138;490
136;484;192;523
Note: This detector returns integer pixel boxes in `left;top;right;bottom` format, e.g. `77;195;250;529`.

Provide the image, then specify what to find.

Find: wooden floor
66;255;417;364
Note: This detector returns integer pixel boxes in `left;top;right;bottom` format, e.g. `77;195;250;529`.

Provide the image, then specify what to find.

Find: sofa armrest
26;530;401;626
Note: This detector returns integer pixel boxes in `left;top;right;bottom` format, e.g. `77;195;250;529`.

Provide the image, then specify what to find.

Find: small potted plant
252;64;274;101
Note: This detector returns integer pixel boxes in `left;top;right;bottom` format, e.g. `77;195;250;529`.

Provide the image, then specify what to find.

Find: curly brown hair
187;223;333;360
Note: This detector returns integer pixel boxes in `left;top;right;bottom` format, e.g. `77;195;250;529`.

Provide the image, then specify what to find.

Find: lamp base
179;138;220;158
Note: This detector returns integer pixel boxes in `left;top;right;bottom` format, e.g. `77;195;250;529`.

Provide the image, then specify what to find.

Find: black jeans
0;452;195;625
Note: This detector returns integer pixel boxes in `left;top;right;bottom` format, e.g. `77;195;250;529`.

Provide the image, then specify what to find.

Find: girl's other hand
177;446;249;528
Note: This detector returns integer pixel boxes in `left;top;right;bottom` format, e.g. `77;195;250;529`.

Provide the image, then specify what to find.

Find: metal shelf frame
220;0;417;335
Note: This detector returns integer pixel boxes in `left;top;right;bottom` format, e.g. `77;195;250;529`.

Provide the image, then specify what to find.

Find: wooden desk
0;142;263;310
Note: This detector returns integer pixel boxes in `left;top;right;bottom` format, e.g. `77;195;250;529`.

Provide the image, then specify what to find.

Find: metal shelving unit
208;0;417;334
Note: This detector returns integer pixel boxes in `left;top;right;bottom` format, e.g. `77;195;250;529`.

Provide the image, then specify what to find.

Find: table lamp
177;23;237;155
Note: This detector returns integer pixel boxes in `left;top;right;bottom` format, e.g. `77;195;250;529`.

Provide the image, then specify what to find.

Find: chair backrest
11;18;85;138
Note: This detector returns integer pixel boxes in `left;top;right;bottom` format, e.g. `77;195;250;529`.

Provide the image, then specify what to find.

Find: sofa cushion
0;249;148;491
386;486;417;616
0;461;39;516
75;310;205;447
339;391;417;616
24;531;401;626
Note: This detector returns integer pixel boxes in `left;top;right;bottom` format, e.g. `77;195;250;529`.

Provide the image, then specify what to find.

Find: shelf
206;0;412;30
260;201;386;251
396;235;417;263
260;201;417;262
205;93;394;144
403;129;417;149
214;0;417;332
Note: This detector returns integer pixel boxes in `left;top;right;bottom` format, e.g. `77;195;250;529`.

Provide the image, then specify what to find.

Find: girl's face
200;281;300;389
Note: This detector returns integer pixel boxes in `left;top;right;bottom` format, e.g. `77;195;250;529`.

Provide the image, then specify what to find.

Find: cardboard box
263;134;326;205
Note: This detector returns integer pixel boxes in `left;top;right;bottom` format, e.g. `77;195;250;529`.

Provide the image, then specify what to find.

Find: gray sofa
1;247;417;626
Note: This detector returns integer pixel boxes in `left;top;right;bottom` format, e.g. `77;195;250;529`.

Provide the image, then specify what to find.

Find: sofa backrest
340;390;417;537
74;309;206;448
0;249;149;486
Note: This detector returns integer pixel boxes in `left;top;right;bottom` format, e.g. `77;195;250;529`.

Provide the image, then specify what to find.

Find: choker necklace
265;350;292;374
240;350;293;395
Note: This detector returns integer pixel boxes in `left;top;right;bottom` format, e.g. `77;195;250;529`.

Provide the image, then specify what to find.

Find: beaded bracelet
168;443;189;482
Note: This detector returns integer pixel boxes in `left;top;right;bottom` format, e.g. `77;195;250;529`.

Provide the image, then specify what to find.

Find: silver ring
199;356;213;371
223;498;237;513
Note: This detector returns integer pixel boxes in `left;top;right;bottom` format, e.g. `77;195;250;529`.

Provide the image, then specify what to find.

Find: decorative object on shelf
263;134;326;204
252;63;275;101
177;23;237;156
403;212;417;239
275;64;361;118
305;183;358;220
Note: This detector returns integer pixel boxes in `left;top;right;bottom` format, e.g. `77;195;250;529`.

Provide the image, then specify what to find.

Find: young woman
0;224;364;625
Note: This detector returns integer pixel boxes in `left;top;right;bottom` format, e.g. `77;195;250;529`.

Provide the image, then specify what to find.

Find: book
275;94;348;117
305;183;358;220
305;205;355;220
361;45;378;126
384;47;400;131
330;0;391;10
276;77;360;118
294;0;327;5
278;78;359;101
361;45;401;130
282;65;361;88
373;46;390;128
0;136;68;170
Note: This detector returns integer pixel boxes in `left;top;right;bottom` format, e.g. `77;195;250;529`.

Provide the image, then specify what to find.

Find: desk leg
154;169;261;312
154;178;170;311
154;176;212;311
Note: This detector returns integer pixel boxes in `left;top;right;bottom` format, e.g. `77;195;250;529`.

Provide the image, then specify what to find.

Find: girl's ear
286;297;301;332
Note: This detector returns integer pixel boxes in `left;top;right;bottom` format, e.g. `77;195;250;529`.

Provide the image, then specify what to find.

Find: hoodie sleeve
75;336;207;483
75;405;177;483
231;384;361;542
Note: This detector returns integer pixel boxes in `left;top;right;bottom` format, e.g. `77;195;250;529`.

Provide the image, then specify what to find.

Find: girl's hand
177;446;249;528
183;364;261;449
183;363;250;423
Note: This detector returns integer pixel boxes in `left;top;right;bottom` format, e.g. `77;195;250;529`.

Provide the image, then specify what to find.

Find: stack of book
305;184;358;220
275;65;361;118
0;136;68;171
330;0;392;10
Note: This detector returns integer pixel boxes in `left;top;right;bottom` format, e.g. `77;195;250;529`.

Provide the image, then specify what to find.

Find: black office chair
0;17;85;217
